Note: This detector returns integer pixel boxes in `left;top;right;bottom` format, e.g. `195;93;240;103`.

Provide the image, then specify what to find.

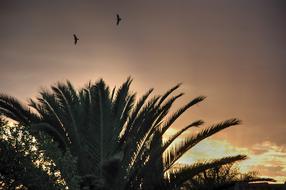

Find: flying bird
116;14;122;26
73;34;79;45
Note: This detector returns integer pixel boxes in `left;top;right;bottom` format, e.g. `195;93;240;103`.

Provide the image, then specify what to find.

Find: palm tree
0;78;246;189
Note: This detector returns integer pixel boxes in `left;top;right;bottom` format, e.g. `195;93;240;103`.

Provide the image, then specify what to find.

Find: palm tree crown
0;78;246;189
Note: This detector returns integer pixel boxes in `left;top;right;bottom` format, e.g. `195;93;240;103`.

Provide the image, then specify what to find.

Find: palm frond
112;77;132;121
0;94;39;124
110;86;116;102
164;155;247;189
161;96;206;135
157;83;182;106
50;84;81;152
163;120;204;151
0;108;23;122
119;88;154;145
163;119;241;171
30;122;68;150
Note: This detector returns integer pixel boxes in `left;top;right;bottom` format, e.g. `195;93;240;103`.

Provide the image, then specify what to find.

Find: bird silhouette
73;34;79;45
116;14;122;26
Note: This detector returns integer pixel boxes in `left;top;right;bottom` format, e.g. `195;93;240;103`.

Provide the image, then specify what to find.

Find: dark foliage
0;78;249;189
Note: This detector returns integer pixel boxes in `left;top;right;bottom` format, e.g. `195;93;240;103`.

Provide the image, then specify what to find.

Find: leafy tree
0;118;80;189
0;78;247;189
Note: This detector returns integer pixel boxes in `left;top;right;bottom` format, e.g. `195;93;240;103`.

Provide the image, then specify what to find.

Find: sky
1;0;286;182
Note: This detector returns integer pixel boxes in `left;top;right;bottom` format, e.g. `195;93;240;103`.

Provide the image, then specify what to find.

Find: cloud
168;130;286;183
241;141;286;180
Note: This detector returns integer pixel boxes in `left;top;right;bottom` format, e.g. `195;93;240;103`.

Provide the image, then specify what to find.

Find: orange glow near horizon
165;127;286;183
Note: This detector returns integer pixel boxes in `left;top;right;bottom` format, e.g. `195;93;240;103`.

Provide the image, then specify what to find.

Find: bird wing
73;34;79;44
116;14;121;25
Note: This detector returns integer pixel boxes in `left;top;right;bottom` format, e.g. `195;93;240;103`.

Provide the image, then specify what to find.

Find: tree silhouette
0;118;79;189
182;162;274;190
0;78;247;189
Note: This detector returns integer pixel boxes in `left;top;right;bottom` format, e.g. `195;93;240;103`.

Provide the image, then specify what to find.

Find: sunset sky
1;0;286;182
